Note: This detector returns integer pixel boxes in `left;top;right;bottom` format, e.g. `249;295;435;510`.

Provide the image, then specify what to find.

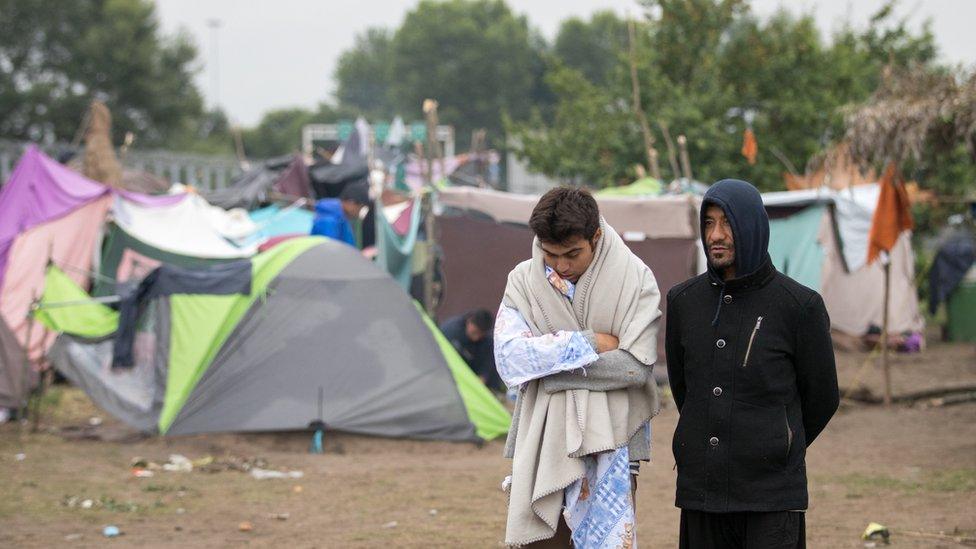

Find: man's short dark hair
466;309;494;333
528;187;601;244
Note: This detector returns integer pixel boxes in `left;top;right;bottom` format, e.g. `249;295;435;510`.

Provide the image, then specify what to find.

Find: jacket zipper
741;316;763;367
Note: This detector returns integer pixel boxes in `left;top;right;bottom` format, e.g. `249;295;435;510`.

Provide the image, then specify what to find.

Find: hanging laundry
867;163;914;265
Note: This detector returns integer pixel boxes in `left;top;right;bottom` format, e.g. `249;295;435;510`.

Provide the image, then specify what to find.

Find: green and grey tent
40;237;509;442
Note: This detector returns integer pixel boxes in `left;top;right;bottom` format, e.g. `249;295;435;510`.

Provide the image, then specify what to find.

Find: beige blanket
501;218;661;545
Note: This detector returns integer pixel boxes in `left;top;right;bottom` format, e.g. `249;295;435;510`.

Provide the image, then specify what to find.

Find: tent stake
30;369;51;433
881;257;892;406
18;294;38;425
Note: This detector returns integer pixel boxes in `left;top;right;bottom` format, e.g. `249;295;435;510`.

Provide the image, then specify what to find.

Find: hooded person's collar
701;179;773;325
706;254;776;291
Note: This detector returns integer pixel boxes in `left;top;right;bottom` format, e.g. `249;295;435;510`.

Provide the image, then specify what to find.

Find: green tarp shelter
41;237;509;441
767;205;827;291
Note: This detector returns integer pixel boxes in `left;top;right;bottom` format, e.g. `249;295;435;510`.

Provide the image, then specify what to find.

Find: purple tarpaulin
0;145;185;290
0;146;109;291
115;188;185;207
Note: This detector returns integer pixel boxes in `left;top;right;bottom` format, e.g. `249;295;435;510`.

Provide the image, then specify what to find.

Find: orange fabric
741;128;758;165
782;143;875;190
866;164;914;265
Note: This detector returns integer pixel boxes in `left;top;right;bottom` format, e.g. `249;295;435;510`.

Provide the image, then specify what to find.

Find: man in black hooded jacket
666;179;839;548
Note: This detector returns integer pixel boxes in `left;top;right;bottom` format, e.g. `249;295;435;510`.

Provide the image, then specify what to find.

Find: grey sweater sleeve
541;331;651;393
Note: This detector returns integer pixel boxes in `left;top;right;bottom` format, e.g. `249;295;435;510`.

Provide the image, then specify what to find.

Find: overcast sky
155;0;975;126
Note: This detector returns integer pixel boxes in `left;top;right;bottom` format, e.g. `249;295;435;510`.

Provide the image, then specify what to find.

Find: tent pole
423;190;436;315
882;257;892;406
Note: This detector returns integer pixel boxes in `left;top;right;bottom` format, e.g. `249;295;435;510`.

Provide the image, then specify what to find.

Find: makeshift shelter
308;159;369;199
96;192;259;295
205;155;313;210
434;187;704;354
42;237;510;441
763;184;924;336
0;146;181;364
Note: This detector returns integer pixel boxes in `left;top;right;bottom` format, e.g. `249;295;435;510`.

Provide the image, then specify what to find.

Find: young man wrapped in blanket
495;187;662;548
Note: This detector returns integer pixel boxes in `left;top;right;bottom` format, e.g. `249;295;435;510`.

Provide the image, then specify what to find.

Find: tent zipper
742;316;763;367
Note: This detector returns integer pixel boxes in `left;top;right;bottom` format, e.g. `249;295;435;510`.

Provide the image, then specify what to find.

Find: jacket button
716;339;726;349
713;387;723;396
723;295;732;304
709;436;719;446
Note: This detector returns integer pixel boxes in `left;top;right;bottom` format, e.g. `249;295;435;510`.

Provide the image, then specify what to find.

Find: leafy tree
552;11;629;87
391;0;537;148
508;64;642;187
510;0;941;191
334;28;396;119
0;0;204;146
241;103;357;158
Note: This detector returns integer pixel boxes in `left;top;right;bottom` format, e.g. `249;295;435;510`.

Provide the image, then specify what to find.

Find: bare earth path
1;341;974;548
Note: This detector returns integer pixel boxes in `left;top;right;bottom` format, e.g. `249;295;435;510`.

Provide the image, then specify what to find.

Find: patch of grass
830;469;976;497
38;386;63;408
928;469;976;492
39;386;101;424
141;484;191;494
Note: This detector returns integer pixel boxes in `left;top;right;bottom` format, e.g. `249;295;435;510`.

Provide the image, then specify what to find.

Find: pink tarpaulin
0;146;109;290
116;248;162;284
0;196;113;362
0;146;187;364
0;146;184;291
392;200;415;236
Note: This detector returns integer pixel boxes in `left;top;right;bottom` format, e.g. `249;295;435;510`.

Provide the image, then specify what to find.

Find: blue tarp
249;204;314;240
768;205;826;291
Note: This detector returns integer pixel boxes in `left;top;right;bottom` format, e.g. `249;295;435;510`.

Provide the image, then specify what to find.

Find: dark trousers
679;510;805;549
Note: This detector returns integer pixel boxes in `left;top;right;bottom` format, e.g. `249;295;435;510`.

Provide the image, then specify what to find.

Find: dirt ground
1;339;974;548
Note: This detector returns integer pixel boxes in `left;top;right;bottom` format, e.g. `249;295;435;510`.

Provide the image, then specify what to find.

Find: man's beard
708;253;735;271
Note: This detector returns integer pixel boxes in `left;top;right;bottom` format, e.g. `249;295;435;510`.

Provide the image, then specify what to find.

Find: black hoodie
701;179;771;325
665;178;839;513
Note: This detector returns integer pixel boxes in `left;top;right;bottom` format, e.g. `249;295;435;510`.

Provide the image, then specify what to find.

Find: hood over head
701;179;770;280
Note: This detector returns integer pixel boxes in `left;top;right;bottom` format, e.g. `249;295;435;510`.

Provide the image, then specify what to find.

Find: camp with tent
39;237;508;441
762;183;924;345
0;145;510;443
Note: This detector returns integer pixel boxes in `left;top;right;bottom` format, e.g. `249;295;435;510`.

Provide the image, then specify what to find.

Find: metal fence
0;139;244;191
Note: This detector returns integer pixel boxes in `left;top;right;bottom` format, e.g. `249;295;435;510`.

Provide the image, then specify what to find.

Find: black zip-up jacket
666;179;839;513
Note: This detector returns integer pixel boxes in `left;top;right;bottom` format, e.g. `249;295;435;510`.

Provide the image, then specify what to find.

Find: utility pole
206;19;223;110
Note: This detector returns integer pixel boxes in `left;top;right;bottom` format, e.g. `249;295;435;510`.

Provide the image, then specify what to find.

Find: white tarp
762;184;879;272
112;192;258;259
